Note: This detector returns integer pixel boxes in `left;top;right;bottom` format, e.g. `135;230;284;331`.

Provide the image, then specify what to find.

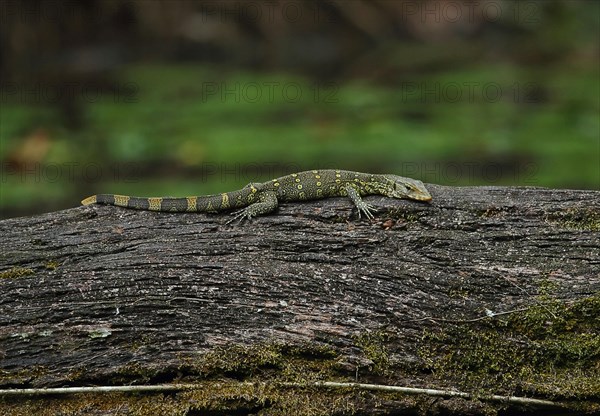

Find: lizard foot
226;208;253;224
357;202;377;220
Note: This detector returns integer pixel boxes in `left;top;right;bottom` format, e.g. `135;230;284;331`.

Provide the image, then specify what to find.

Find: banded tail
81;191;250;212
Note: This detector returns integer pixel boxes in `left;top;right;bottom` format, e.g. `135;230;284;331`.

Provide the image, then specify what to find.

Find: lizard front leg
344;184;377;220
227;191;278;224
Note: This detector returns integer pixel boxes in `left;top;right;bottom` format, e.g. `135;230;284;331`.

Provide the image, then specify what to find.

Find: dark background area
1;0;598;218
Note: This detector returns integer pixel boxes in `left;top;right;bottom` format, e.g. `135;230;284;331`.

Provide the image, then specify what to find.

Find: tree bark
1;185;599;415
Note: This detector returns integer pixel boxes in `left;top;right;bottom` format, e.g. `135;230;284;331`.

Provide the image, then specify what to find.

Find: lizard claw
357;202;377;220
226;208;251;225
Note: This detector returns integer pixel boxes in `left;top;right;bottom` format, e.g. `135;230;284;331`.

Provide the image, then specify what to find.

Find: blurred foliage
0;0;598;217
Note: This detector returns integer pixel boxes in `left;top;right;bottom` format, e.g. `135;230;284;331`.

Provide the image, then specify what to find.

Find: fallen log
1;185;598;415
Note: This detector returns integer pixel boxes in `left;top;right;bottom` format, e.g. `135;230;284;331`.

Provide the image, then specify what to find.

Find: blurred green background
1;0;598;218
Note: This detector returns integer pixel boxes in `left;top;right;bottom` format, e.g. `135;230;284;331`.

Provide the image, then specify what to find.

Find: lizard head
382;175;432;202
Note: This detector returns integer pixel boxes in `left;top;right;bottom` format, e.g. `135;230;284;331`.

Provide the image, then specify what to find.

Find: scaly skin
81;169;432;221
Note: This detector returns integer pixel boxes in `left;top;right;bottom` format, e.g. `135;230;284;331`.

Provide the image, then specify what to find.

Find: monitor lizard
81;169;432;222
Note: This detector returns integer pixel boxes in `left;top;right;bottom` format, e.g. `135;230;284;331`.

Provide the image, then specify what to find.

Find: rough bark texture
1;185;599;415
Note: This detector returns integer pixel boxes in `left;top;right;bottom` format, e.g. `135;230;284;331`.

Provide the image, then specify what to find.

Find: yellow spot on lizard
148;197;162;211
186;196;197;211
114;195;130;207
221;193;230;208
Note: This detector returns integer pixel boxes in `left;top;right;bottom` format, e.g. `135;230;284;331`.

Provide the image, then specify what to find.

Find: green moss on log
545;207;600;231
0;267;34;279
419;291;600;412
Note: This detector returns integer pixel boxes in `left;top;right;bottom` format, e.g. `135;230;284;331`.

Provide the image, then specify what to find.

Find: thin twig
0;381;564;408
501;276;558;319
301;381;561;408
405;307;531;324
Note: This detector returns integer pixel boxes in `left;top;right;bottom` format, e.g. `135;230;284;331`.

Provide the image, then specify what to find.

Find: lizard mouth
409;191;432;202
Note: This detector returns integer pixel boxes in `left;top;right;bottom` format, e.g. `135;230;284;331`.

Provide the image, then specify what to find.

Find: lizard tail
81;195;97;205
81;189;252;212
81;194;195;211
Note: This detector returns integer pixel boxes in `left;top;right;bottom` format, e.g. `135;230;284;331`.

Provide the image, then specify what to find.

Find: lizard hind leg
226;191;279;224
